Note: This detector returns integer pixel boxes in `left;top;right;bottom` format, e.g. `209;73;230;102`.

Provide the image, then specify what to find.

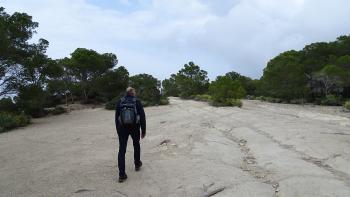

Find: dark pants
117;126;141;176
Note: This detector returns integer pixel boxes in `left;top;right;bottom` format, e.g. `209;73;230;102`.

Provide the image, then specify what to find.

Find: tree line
162;37;350;106
0;7;166;132
162;62;254;107
1;7;350;132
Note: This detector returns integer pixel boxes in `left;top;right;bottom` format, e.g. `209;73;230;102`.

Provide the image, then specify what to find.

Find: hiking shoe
135;161;143;171
118;174;128;183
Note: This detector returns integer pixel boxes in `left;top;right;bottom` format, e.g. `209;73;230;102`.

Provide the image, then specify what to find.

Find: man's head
126;87;136;96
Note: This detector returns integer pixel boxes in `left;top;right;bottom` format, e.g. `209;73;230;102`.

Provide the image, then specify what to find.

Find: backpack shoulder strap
133;97;138;114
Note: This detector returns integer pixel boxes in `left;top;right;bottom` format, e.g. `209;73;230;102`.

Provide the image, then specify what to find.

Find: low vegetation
194;94;212;102
344;101;350;110
320;95;343;106
162;63;247;107
0;112;30;133
159;97;170;105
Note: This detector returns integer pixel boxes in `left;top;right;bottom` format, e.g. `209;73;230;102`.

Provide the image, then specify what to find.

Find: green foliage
313;64;347;96
106;73;164;110
259;35;350;103
228;99;243;107
211;99;242;107
289;99;305;104
261;50;309;100
166;62;209;99
320;95;342;106
264;97;282;103
3;5;350;132
209;75;245;102
225;72;257;96
0;98;18;113
130;74;161;106
93;66;129;101
344;101;350;110
51;106;67;115
159;97;169;105
208;75;245;107
15;85;47;118
105;96;122;110
0;112;30;133
0;7;49;97
162;74;179;96
194;94;212;102
65;48;118;103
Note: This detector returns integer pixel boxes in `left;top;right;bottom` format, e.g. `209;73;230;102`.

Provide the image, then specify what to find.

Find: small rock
159;139;171;146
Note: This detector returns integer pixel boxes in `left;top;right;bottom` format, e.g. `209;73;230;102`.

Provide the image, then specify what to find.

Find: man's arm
115;100;121;131
137;100;146;137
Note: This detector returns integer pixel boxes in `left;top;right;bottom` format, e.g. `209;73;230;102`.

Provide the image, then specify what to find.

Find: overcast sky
2;0;350;80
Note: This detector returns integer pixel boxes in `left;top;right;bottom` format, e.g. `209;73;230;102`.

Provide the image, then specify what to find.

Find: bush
51;106;67;115
15;85;47;118
194;94;212;102
321;95;342;106
0;112;30;133
264;97;282;103
210;99;242;107
160;97;169;105
246;95;255;100
228;99;243;107
209;76;246;103
255;96;284;103
129;74;162;105
105;97;119;110
344;101;350;110
0;98;18;113
289;99;305;104
256;96;265;101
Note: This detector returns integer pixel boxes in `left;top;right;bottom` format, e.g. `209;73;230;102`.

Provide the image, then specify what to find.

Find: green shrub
321;95;342;106
0;112;30;133
51;106;67;115
0;98;18;113
246;95;255;100
105;97;119;110
264;97;282;103
209;76;246;102
289;99;305;104
344;101;350;110
256;96;265;101
160;97;169;105
141;100;150;107
210;99;242;107
15;85;47;118
194;94;212;102
181;94;195;99
255;96;284;103
228;99;243;107
141;100;159;107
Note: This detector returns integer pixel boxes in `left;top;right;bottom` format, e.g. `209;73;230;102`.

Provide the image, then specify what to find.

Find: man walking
115;87;146;182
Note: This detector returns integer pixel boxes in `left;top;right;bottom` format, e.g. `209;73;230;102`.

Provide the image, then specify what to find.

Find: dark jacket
115;95;146;135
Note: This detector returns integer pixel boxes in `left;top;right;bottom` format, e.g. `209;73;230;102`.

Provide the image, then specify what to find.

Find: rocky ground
1;97;350;197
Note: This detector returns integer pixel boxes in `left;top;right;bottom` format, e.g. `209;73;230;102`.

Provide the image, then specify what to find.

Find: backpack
119;97;140;126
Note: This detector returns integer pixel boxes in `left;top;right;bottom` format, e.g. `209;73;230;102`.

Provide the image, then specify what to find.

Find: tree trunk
65;93;68;106
83;88;88;103
70;92;74;104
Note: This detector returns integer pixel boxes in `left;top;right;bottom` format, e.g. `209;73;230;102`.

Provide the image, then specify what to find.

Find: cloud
2;0;350;80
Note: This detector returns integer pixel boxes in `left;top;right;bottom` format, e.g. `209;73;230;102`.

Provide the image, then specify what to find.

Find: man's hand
141;132;146;139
